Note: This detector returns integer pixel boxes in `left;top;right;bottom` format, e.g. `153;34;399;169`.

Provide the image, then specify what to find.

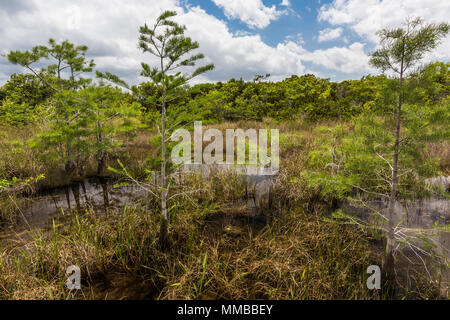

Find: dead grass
0;117;445;300
0;161;380;300
0;202;379;300
0;125;44;180
425;140;450;175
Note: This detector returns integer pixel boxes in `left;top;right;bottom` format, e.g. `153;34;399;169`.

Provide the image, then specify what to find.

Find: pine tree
369;17;449;286
138;11;214;248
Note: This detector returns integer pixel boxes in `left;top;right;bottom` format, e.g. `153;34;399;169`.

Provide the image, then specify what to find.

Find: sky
0;0;449;86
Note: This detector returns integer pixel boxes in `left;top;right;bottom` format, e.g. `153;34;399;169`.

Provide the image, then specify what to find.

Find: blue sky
188;0;328;48
0;0;449;85
185;0;368;80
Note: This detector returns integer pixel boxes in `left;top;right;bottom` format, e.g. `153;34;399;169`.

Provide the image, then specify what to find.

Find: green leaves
370;17;450;76
5;44;47;67
302;171;356;199
191;64;215;79
6;38;95;94
96;71;130;90
139;11;215;89
0;174;45;193
157;10;177;23
5;38;146;176
302;100;449;202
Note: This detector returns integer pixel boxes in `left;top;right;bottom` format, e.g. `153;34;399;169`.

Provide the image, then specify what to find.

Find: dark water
18;177;148;228
17;165;277;229
341;198;450;228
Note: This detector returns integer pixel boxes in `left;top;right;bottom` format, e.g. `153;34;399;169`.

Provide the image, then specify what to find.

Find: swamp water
3;165;450;298
16;164;277;229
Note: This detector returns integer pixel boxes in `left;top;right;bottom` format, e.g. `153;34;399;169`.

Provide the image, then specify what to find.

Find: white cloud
0;0;177;84
318;27;343;42
318;0;450;64
301;42;373;74
285;32;304;45
178;7;306;80
2;0;421;85
0;1;308;84
211;0;283;29
281;0;291;7
233;30;253;37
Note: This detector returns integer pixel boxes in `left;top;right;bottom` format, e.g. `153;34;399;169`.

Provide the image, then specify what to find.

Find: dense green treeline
189;61;449;121
1;59;449;126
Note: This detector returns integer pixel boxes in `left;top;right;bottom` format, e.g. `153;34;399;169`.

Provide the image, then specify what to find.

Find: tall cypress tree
138;11;214;248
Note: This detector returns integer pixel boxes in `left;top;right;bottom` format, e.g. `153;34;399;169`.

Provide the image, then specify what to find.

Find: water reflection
19;177;146;228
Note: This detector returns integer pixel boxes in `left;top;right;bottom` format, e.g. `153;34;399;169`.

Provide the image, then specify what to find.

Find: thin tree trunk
96;121;106;176
97;154;106;176
159;54;169;250
101;181;109;211
71;183;81;211
385;57;404;292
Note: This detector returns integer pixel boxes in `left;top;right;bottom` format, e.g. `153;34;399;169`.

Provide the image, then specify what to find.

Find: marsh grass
0;118;445;300
0;162;381;300
0;202;382;300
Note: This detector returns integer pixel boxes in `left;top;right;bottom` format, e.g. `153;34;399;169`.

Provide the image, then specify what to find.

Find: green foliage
6;39;96;174
78;86;143;174
3;39;146;178
0;98;32;125
0;73;54;125
303;100;450;201
138;10;215;173
1;20;449;187
131;70;448;123
6;39;94;92
370;18;449;75
408;62;450;104
1;72;53;104
112;59;450;124
138;11;214;89
0;174;45;192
